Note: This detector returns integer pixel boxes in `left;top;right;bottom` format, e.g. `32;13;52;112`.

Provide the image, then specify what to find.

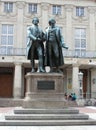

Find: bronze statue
26;17;45;73
45;18;68;73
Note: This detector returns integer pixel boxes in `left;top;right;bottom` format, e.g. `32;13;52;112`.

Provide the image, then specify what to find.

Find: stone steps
14;108;79;114
0;108;96;126
0;119;96;126
5;114;89;120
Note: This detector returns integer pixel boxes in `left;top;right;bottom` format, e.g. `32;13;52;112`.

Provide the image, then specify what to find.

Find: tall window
52;5;61;15
1;25;14;55
75;28;86;57
28;3;37;13
4;2;13;13
76;7;84;16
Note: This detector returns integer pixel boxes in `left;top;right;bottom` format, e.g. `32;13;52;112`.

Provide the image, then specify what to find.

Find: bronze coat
45;26;64;67
26;25;45;60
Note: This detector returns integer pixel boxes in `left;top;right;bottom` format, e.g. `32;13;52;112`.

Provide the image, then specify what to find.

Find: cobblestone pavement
0;106;96;130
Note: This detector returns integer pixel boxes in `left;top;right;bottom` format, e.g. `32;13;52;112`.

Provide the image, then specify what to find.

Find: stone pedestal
23;72;66;108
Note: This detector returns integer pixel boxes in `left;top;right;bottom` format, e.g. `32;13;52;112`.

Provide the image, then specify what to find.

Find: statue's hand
36;37;41;41
62;44;68;49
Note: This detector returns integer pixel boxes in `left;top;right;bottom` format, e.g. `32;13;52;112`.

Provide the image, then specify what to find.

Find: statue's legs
30;46;35;73
37;46;45;73
31;60;35;72
48;44;54;72
53;46;60;72
48;42;61;73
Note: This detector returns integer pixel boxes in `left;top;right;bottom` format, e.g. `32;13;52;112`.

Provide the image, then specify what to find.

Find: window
28;3;37;13
75;28;86;57
1;25;14;55
52;5;61;15
4;2;13;13
76;7;84;16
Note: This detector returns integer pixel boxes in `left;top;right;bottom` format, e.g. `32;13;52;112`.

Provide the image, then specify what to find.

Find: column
88;7;96;50
72;64;79;97
13;63;22;98
65;5;73;49
41;3;49;30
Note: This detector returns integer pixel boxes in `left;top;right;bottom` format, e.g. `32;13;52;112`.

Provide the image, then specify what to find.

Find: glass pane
8;25;13;34
57;6;61;14
7;46;13;55
75;49;80;57
53;6;56;14
75;39;80;48
80;7;84;16
81;39;86;48
4;2;8;12
76;7;79;16
81;29;86;38
1;46;6;54
28;4;32;13
8;36;13;45
81;49;86;57
9;3;13;12
34;4;37;13
75;29;80;38
2;25;7;34
1;36;7;45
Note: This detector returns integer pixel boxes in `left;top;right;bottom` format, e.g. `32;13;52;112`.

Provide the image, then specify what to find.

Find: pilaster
88;7;96;50
65;5;73;49
15;2;26;48
41;3;49;29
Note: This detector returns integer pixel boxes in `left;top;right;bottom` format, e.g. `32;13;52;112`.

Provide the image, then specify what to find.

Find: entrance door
0;68;13;98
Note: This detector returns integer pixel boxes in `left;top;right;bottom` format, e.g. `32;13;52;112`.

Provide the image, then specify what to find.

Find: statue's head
32;17;39;25
48;18;56;26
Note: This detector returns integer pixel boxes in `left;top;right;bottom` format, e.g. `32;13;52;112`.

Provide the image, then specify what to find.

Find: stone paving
0;106;96;130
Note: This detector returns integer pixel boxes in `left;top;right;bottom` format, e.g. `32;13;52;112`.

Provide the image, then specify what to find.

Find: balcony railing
0;48;26;56
0;47;96;58
62;49;96;58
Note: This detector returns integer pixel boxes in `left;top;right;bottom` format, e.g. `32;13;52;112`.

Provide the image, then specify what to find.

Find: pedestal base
23;72;66;108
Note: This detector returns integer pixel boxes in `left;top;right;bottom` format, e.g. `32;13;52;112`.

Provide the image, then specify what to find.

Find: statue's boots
37;67;45;73
37;56;45;73
31;68;35;73
49;67;54;73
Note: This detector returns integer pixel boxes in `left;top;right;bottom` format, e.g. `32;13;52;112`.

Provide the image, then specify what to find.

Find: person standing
27;17;45;73
45;18;68;72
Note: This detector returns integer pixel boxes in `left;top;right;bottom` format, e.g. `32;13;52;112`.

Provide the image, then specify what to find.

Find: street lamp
78;71;83;99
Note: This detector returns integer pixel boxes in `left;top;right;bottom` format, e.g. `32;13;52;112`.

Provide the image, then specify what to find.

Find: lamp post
78;71;83;99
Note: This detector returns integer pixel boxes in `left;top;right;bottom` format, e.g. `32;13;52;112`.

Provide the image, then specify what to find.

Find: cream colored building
0;0;96;100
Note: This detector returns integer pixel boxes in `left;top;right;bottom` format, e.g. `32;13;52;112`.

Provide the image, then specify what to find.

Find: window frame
1;24;14;55
28;3;37;13
52;5;61;15
4;2;13;13
75;28;86;57
76;7;84;17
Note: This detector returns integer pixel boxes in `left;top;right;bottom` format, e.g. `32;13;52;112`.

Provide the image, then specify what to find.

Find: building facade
0;0;96;99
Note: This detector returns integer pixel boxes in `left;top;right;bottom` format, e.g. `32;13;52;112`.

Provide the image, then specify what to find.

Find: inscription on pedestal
37;80;55;90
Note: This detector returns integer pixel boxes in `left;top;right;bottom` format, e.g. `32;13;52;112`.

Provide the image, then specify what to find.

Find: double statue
27;17;68;73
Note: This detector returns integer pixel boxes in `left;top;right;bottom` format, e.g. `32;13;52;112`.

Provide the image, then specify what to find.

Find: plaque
37;80;55;90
